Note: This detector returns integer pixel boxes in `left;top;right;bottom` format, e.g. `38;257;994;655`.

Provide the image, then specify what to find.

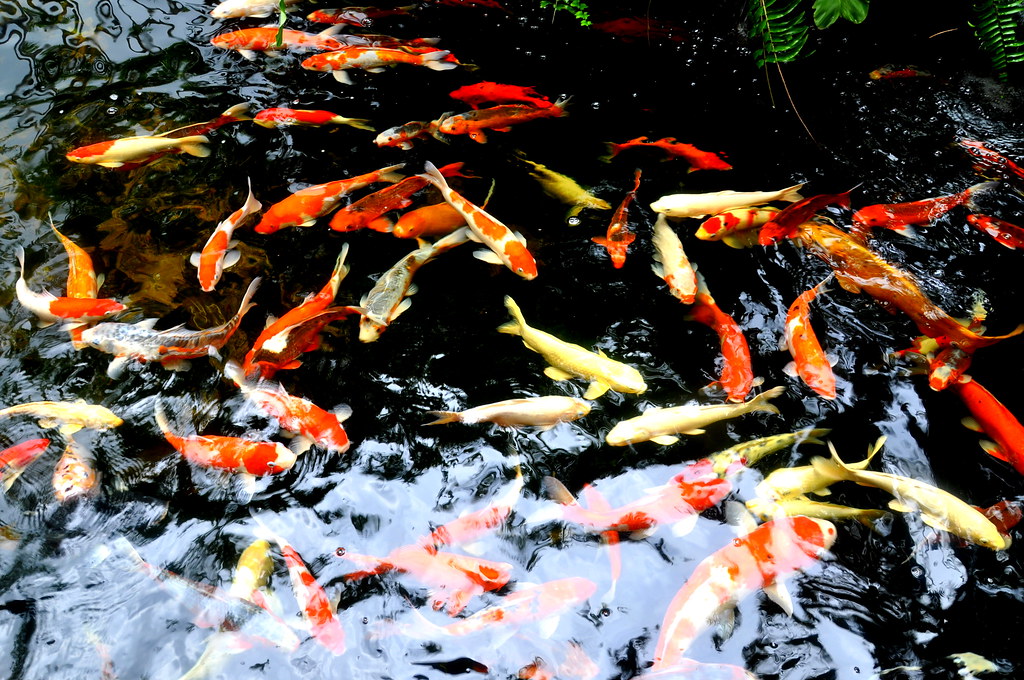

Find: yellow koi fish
650;183;804;219
515;155;611;218
755;436;881;501
0;400;123;435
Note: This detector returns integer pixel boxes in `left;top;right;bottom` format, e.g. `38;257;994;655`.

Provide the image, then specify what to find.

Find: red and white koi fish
254;164;405;234
424;395;591;429
651;515;837;670
651;213;696;303
448;82;553;109
392;202;467;241
952;374;1024;475
191;178;262;292
601;136;732;172
782;278;836;400
52;438;99;503
650;183;804;219
251;516;347;654
244;306;362;380
225;360;352;455
307;4;417;25
419;465;524;553
417;161;538;279
966;213;1024;249
851;181;998;236
695;207;780;249
211;0;300;18
686;272;755;402
0;438;50;492
958;138;1024;186
301;46;458;84
253;107;374;130
79;278;260;378
210;27;346;59
359;228;471;342
758;189;854;245
14;246;125;328
435;97;569;144
374;118;442;150
592;168;641;269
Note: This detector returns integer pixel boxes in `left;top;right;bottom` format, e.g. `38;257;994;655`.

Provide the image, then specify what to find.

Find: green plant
541;0;592;27
275;0;288;48
971;0;1024;80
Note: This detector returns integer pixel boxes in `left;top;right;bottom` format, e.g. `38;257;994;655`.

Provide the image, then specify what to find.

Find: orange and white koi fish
952;374;1024;475
301;46;457;84
424;395;591;429
225;361;352;455
0;400;122;434
418;161;538;278
851;181;998;236
592;169;641;269
782;278;836;400
686;273;756;402
52;438;99;503
392;202;467;241
191;178;262;292
966;213;1024;249
0;438;50;492
957;138;1024;186
419;465;524;553
211;0;300;18
448;82;553;109
79;278;260;378
307;4;417;25
211;27;346;59
650;183;805;219
244;306;362;380
695;207;780;249
50;216;101;299
359;228;470;342
758;189;854;245
651;515;836;670
15;247;125;328
601;136;732;172
374;118;443;150
253;107;374;130
515;154;611;218
435;97;570;143
251;516;347;654
650;213;696;303
254;164;405;234
155;400;296;477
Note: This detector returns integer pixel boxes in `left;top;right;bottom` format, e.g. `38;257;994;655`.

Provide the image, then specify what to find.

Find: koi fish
592;168;641;269
745;495;887;528
0;438;50;492
448;82;553;109
301;46;458;84
244;306;362;380
794;220;1024;354
650;214;697;303
600;136;732;172
418;162;538;279
515;154;611;218
253;107;374;130
424;395;591;429
650;516;836;670
957;138;1024;185
374;118;442;150
392;202;467;241
50;216;101;299
52;438;99;503
419;464;524;552
695;207;781;249
951;374;1024;475
686;272;756;402
211;0;300;17
191;178;262;292
435;97;570;144
706;427;830;478
306;4;417;25
782;278;836;400
758;189;854;245
359;228;471;342
851;181;998;236
80;278;260;378
650;183;805;219
868;64;932;79
754;436;881;502
605;386;785;446
210;27;346;59
498;296;646;399
810;441;1007;550
14;246;126;327
589;16;685;44
225;361;352;455
965;213;1024;249
0;400;122;435
253;164;405;234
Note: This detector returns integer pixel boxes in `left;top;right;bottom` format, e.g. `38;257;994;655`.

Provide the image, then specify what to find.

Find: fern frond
970;0;1024;80
750;0;811;66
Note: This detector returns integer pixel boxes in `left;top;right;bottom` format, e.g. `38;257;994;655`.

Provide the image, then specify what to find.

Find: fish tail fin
241;177;262;215
423;410;462;426
598;142;618;163
343;117;376;131
152;399;174;437
378;163;407;184
326;244;351;298
542;476;579;506
802;427;833;446
751;385;786;415
809;445;848;483
780;183;806;203
419;160;449;188
236;277;262;319
178;135;211;158
497;295;525;335
221;102;253;122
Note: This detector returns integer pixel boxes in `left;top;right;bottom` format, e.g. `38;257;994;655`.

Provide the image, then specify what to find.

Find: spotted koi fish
695;207;780;249
435;97;570;144
592;169;641;269
306;4;417;25
191;178;262;292
301;46;458;84
52;438;99;503
374;118;442;150
253;107;374;130
210;27;346;59
0;438;50;492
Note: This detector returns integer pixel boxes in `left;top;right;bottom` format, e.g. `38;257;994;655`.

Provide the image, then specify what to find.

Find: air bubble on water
567;216;581;226
109;94;118;100
910;565;923;577
106;107;118;115
591;101;600;110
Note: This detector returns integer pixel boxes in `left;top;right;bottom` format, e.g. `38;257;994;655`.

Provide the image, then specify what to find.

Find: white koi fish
650;183;805;219
650;214;697;304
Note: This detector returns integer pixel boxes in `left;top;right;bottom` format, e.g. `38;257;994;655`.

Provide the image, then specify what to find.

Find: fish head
605;420;649;446
791;515;838;554
245;443;297;475
358;317;386;343
611;366;647;395
504;241;538;280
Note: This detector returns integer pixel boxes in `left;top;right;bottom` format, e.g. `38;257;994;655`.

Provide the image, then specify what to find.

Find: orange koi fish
14;246;125;328
650;213;696;303
52;438;99;503
592;169;641;269
306;4;417;25
981;499;1023;535
448;82;553;109
417;161;538;279
758;189;854;245
952;375;1024;475
374;118;442;150
191;178;262;292
301;46;458;84
253;163;405;233
795;220;1024;353
686;273;755;402
419;465;524;553
253;107;374;130
651;515;837;670
783;278;836;400
695;207;780;249
392;202;467;241
0;438;50;492
225;361;352;455
435;97;569;143
244;306;362;380
49;216;100;299
79;278;260;378
966;213;1024;249
957;138;1024;185
210;27;346;59
851;181;997;236
601;136;732;172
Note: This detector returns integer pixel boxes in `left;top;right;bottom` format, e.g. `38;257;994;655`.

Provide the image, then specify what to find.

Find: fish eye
516;267;524;273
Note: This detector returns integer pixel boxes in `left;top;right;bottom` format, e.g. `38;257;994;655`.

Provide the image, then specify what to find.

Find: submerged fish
650;184;804;219
0;401;122;435
424;395;591;429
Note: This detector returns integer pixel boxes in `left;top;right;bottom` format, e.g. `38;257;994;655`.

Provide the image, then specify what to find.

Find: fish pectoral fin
473;249;504;265
406;283;419;296
835;274;861;294
782;361;798;377
162;359;192;372
583;381;610;400
536;614;560;639
961;416;983;433
98;161;125;168
980;439;1010;462
106;356;130;380
650;435;680;446
289;436;315;456
189;252;202;266
223;250;242;269
764;580;795;616
681;428;706;435
57;423;85;436
669;513;698;537
544;366;574;381
239;49;258;60
887;499;916;514
332;71;353;84
334;404;353;423
393;297;414;319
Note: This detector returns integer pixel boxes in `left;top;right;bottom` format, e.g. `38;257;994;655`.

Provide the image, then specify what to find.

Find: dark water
2;0;1024;678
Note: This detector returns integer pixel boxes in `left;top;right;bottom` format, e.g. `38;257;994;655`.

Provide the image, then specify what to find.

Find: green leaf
275;0;287;49
813;0;869;28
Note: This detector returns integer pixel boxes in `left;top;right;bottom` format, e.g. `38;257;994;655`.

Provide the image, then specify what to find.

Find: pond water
2;0;1024;678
